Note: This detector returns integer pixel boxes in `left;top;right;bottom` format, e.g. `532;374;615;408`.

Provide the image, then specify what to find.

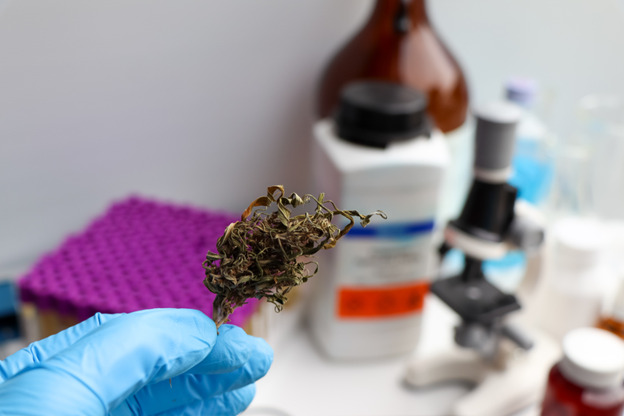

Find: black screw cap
334;81;431;148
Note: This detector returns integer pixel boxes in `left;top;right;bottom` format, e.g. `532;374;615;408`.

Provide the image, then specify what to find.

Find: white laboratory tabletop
244;296;538;416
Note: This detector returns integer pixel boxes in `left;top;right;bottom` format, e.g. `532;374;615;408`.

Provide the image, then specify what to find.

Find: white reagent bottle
308;81;449;359
525;217;614;342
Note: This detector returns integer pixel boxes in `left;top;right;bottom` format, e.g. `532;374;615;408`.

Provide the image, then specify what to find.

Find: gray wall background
2;0;623;271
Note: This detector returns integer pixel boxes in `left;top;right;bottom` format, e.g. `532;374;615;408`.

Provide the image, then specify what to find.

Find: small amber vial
597;278;624;340
540;328;624;416
597;317;624;340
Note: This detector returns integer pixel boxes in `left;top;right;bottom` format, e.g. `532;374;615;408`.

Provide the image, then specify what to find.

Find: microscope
404;102;560;416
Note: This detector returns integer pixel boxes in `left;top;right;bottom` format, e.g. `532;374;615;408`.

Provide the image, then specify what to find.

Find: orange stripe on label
337;281;430;319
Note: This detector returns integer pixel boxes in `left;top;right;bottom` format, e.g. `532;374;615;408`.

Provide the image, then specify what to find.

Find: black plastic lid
334;81;431;148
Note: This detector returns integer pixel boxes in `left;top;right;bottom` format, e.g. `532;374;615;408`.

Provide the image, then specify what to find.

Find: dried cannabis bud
203;185;386;328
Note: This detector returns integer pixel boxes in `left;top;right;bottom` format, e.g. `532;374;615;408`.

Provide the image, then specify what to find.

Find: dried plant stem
203;185;385;329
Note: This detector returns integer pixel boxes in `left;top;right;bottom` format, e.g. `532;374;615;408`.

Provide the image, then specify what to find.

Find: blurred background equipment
404;101;560;416
504;77;554;207
316;0;471;224
523;217;615;343
2;0;624;415
597;273;624;340
17;197;260;343
309;80;448;359
522;93;624;345
0;275;19;358
539;327;624;416
569;94;624;222
482;77;555;288
3;0;624;274
434;101;540;357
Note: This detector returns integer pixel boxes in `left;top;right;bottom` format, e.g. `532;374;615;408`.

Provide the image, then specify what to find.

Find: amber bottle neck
368;0;428;31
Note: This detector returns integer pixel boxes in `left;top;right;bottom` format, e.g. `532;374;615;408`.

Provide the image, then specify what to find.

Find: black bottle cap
334;81;431;148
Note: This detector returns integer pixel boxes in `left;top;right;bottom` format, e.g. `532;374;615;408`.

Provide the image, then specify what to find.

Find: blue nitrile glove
0;308;273;416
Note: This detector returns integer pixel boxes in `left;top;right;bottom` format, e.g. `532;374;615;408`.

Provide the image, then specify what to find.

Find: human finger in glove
0;308;273;415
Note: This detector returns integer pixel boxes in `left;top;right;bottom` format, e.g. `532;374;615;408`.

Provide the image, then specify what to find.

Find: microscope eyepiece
473;101;522;183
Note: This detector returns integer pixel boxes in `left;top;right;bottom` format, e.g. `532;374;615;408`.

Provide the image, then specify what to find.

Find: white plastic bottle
525;217;614;342
308;81;449;359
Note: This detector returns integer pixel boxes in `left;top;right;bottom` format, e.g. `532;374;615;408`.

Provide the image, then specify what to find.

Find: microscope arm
510;200;546;301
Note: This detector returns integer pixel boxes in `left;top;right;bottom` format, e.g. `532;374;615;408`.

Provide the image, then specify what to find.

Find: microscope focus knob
508;200;546;251
508;215;545;251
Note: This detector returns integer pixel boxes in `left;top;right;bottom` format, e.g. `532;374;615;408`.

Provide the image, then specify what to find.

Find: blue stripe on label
346;219;436;238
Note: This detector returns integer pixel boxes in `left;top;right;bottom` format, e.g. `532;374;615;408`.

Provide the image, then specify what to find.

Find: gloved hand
0;308;273;416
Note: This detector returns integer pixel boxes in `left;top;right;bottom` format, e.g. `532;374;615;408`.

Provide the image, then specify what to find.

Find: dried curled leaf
203;185;386;328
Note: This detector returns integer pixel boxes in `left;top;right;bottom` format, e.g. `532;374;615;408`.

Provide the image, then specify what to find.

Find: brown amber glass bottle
316;0;469;134
540;328;624;416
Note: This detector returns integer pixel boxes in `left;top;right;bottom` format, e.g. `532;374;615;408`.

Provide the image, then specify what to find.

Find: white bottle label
333;221;435;320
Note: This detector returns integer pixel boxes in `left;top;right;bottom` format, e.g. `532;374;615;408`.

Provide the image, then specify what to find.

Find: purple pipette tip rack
17;196;260;327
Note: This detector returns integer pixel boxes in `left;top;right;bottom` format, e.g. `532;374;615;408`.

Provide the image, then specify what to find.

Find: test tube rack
17;196;260;341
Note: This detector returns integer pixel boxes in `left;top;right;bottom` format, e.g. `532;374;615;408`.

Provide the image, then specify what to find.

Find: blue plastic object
0;308;273;416
0;282;16;317
0;281;19;342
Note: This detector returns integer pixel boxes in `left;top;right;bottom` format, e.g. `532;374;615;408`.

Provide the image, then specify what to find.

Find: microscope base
404;328;560;416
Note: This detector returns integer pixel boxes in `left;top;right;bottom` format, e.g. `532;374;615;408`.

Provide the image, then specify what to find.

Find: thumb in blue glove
0;308;273;416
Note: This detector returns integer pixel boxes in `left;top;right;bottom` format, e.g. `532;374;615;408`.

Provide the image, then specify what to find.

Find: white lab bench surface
245;296;538;416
